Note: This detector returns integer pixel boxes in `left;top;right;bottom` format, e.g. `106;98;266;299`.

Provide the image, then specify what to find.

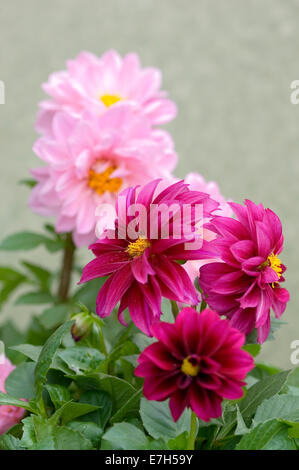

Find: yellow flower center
88;164;122;196
181;356;200;377
267;253;282;280
126;238;151;258
100;94;123;107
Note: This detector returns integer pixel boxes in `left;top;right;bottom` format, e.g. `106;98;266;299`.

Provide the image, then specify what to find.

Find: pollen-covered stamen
88;164;122;196
126;238;151;258
267;253;282;280
181;355;200;377
100;94;123;107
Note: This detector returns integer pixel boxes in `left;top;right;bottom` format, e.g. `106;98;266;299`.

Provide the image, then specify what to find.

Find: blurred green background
0;0;298;367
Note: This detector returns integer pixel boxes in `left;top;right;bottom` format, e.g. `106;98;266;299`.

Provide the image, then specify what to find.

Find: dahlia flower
30;107;177;247
79;179;219;335
0;356;26;434
183;172;233;284
135;307;254;422
36;50;177;135
199;199;290;343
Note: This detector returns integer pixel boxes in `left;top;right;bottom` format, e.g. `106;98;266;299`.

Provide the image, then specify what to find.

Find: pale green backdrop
0;0;299;367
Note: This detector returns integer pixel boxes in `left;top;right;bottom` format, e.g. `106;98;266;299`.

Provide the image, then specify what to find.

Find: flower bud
71;311;93;342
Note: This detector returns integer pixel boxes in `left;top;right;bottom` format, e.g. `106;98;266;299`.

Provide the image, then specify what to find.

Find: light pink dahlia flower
199;200;290;343
0;356;26;435
36;50;177;135
30;107;177;247
79;179;219;335
135;307;254;422
183;172;233;284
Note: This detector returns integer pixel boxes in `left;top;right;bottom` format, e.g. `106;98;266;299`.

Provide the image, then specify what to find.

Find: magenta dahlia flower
199;199;290;343
183;172;233;284
0;355;26;434
79;179;219;334
135;307;254;422
30;107;177;247
36;50;177;135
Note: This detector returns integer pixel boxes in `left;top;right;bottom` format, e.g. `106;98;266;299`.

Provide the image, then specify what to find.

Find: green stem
187;411;197;450
98;324;108;357
58;233;75;302
171;300;179;319
38;394;47;419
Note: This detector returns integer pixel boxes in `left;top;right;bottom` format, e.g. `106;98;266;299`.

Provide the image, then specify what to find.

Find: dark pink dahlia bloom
79;179;219;335
199;200;290;343
135;307;254;422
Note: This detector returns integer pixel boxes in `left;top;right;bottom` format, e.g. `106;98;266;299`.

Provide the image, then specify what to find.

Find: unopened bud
71;311;93;342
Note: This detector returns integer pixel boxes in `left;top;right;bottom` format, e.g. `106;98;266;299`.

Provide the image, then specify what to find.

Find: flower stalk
187;411;197;450
58;233;75;302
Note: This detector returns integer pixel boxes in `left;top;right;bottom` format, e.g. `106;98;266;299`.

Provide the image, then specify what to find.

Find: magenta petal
257;314;271;344
218;378;245;400
154;256;198;305
169;389;189;422
96;264;133;318
262;267;279;284
272;287;289;318
189;386;222;422
79;252;129;282
127;284;154;335
131;250;155;284
142;373;179;401
143;342;180;371
230;240;256;262
229;308;256;335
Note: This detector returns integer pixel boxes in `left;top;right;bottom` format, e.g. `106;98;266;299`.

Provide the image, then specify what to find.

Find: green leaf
21;261;51;290
34;321;73;402
253;394;299;425
236;419;296;450
0;322;25;363
0;232;49;251
5;362;36;399
58;347;104;373
0;267;26;283
53;425;93;450
18;178;37;188
79;390;112;429
140;398;191;441
39;304;69;329
285;367;299;395
45;384;71;409
101;422;148;450
71;373;137;415
15;291;54;305
235;405;250;435
0;391;36;413
66;421;102;448
49;401;101;425
0;434;24;450
111;388;142;423
242;344;261;358
9;344;42;362
168;432;189;450
30;415;93;450
287;422;299;438
0;267;27;307
21;416;36;448
239;370;292;419
72;278;107;312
